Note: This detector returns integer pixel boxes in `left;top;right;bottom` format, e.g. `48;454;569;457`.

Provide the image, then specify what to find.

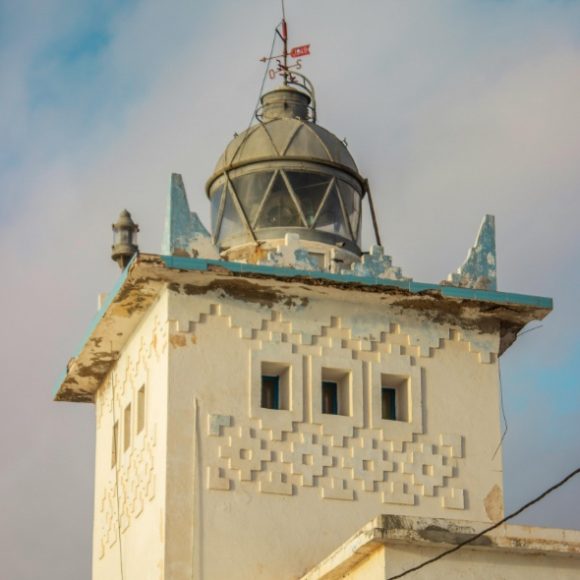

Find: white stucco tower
56;22;579;580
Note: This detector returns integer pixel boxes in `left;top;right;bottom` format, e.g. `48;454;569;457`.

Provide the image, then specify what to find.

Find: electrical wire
386;466;580;579
492;323;543;461
491;363;508;461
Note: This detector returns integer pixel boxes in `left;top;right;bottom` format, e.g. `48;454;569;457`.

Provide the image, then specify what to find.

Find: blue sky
1;1;579;578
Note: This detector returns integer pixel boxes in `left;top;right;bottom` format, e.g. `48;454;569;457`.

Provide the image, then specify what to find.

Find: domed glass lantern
206;84;365;262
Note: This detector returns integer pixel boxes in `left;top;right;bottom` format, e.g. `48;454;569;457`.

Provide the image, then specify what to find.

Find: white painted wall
160;285;502;579
93;291;169;580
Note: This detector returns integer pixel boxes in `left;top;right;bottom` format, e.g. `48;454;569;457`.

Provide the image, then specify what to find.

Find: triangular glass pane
234;124;277;163
218;187;244;241
231;172;274;226
314;186;349;237
210;184;224;234
265;119;300;155
337;180;362;240
285;124;331;161
256;174;301;228
286;171;332;227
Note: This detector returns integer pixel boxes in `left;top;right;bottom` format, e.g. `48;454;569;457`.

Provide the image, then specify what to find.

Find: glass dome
206;87;365;256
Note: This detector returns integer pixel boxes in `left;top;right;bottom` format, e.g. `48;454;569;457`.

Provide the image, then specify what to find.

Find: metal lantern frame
205;78;383;256
208;164;363;254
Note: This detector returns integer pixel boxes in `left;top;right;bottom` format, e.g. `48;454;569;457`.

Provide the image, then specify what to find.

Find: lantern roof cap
208;116;359;192
113;209;139;230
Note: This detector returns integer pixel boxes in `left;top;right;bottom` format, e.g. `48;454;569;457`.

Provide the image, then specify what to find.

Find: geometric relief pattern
207;414;464;510
97;429;157;559
94;311;165;561
169;304;481;512
169;304;496;368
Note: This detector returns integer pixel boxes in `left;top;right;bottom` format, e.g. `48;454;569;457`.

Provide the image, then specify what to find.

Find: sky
0;0;579;578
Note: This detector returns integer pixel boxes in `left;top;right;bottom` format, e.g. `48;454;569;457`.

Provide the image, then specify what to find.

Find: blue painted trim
160;255;553;310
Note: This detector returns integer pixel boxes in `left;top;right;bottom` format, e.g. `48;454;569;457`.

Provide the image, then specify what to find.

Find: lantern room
205;83;367;265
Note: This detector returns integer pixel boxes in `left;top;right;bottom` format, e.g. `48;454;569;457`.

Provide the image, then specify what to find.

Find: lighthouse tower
55;17;572;580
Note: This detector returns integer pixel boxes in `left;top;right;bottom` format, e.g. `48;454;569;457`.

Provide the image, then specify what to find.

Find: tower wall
93;292;170;580
163;285;503;579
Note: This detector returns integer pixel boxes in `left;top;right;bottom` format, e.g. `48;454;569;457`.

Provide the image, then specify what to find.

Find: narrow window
123;404;131;451
137;385;145;433
261;375;280;409
111;421;118;468
322;381;338;415
381;374;410;422
382;387;397;420
260;362;290;410
321;368;351;416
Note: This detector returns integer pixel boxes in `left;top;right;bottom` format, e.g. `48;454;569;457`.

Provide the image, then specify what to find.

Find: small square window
321;368;351;416
381;374;409;422
260;362;290;410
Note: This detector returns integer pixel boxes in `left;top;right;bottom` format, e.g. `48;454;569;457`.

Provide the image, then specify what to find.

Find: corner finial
111;209;139;270
447;215;497;290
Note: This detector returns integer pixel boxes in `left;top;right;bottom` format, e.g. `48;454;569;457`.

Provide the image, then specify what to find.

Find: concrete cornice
54;253;552;403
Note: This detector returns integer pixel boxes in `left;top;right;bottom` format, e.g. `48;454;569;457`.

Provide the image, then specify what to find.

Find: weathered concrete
54;253;551;403
301;515;580;579
346;244;408;281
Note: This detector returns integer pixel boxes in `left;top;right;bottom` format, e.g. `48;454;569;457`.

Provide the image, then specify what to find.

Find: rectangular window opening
261;376;279;409
123;404;132;451
111;421;118;468
322;381;338;415
382;388;397;420
381;374;410;422
137;385;145;434
260;362;290;410
321;368;351;416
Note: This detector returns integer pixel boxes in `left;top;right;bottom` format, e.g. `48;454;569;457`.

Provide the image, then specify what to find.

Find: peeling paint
53;254;551;403
485;484;504;522
169;334;187;348
345;244;408;281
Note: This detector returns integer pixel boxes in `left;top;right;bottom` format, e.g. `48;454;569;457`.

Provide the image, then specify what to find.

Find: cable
492;324;543;461
517;324;543;338
386;466;580;579
491;363;508;461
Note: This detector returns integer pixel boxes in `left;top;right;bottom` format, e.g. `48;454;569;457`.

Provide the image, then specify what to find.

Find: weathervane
260;0;311;85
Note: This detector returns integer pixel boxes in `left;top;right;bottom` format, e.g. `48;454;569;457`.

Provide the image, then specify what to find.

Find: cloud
1;1;579;577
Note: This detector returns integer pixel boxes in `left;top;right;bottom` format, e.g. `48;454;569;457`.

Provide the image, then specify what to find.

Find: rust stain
190;335;197;344
484;484;504;522
169;334;187;348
